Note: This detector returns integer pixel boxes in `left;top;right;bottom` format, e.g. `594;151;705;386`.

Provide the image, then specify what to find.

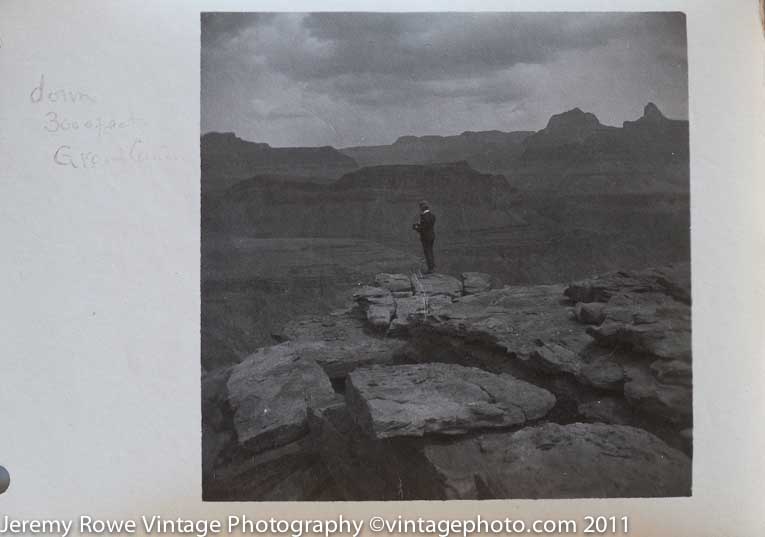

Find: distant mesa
393;135;420;145
204;161;524;239
201;102;688;195
201;131;355;158
545;107;603;131
201;132;358;192
201;131;278;154
342;129;534;168
622;102;684;129
642;102;667;122
515;102;689;192
524;107;615;148
332;160;502;191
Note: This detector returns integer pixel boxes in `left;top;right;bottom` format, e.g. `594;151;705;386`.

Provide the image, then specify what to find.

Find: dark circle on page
0;465;10;494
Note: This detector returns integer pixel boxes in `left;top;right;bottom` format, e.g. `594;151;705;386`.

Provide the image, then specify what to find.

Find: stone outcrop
354;273;467;336
460;272;492;295
410;284;593;372
388;294;452;336
273;311;408;379
399;265;691;427
227;344;336;453
204;263;692;500
415;423;691;499
353;286;396;331
586;293;690;361
622;365;692;424
203;344;339;501
576;356;625;391
564;264;690;305
346;363;556;438
279;307;368;342
568;263;692;425
374;273;413;295
412;273;463;298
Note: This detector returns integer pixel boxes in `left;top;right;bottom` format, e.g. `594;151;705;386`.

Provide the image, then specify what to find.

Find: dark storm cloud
201;13;275;44
201;12;688;147
297;13;619;79
314;71;530;108
207;12;631;81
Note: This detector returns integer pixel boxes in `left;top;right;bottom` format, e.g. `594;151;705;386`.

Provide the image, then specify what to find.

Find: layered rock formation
202;263;692;500
334;103;689;194
201;132;358;192
201;106;689;355
201;102;691;501
204;161;524;240
340;130;533;168
515;103;689;193
523;108;616;150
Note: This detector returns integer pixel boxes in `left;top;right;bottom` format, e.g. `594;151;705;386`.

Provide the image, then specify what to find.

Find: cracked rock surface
346;363;556;438
203;264;692;500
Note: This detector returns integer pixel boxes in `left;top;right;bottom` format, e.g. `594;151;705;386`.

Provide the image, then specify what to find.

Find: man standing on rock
413;200;436;273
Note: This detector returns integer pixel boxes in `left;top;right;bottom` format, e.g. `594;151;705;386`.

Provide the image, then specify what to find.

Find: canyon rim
200;12;691;501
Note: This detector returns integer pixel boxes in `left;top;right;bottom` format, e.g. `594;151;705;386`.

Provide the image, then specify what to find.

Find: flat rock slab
280;308;366;343
415;284;592;371
410;279;689;426
420;423;691;499
412;273;463;298
346;363;555;439
353;285;392;301
389;294;452;336
576;356;625;391
374;273;413;294
461;272;492;295
353;286;396;331
623;365;692;424
565;263;690;305
647;264;691;304
299;339;405;379
587;292;691;362
279;309;406;378
227;344;335;453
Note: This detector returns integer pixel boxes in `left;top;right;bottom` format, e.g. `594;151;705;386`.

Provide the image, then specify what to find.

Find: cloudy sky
201;12;687;148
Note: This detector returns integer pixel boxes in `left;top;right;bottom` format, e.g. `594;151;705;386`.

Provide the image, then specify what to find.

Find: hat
418;200;429;208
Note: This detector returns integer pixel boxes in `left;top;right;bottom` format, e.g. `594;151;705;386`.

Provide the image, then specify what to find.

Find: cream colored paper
0;0;763;535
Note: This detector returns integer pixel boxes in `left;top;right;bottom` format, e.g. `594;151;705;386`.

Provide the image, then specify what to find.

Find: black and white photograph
200;12;692;501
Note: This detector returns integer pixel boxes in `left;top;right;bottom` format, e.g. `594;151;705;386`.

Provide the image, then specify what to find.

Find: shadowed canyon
201;103;691;500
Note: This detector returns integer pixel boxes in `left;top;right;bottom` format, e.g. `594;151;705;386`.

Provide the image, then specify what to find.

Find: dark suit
415;210;436;271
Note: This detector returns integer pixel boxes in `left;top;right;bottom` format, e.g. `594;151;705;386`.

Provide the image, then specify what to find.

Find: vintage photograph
201;12;691;501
